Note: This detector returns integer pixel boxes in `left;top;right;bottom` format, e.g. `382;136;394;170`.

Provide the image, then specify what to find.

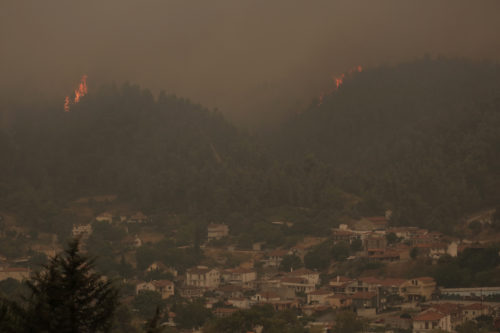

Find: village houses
136;280;175;299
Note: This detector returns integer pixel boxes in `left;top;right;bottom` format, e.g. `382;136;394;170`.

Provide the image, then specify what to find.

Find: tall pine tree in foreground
2;239;119;332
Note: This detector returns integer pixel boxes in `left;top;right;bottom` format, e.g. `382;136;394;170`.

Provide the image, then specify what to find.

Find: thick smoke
1;0;500;125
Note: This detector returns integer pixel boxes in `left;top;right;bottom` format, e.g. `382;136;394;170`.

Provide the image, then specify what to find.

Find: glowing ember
64;75;88;112
318;66;362;106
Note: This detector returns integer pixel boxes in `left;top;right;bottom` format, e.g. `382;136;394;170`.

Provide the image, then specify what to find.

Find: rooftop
413;310;447;321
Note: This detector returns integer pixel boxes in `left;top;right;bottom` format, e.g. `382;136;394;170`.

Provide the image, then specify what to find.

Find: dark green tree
132;290;163;319
386;232;398;245
304;242;331;270
145;306;165;333
279;254;303;272
334;311;365;333
0;298;23;332
350;238;363;252
410;247;419;259
21;239;119;332
173;299;213;329
331;242;350;262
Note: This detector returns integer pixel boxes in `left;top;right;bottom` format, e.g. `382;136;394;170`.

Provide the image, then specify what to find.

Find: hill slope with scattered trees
1;58;499;234
271;58;500;231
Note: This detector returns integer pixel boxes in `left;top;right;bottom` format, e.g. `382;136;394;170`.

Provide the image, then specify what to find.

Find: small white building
207;224;229;241
136;281;155;294
127;212;148;224
95;212;113;224
72;224;92;238
227;297;251;309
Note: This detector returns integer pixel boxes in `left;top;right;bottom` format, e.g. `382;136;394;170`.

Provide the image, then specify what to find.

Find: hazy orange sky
2;0;500;124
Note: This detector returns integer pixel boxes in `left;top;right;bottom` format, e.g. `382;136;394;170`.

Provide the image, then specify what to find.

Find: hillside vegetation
272;58;500;231
1;58;499;234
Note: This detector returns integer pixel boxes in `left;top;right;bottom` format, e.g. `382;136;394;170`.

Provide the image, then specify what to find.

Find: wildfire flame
64;96;70;112
64;75;88;112
318;66;362;106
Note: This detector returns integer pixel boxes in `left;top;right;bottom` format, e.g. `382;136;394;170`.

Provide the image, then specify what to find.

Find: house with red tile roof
287;268;320;285
325;294;352;309
351;292;378;310
412;310;452;332
214;307;238;318
263;249;290;268
0;267;30;281
307;289;334;305
329;275;355;293
252;291;281;302
222;267;257;287
426;303;463;329
462;303;491;322
280;277;315;294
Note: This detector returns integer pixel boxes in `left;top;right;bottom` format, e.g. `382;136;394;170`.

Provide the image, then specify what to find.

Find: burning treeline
64;75;88;112
318;65;362;106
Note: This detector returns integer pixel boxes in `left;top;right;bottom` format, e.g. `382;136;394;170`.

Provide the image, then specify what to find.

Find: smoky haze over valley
2;1;500;332
2;0;500;125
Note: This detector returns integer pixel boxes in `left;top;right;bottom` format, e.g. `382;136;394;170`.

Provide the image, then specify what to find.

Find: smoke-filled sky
2;0;500;125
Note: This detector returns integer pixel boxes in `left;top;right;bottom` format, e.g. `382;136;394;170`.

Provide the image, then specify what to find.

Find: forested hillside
272;58;500;231
1;84;266;226
1;58;499;234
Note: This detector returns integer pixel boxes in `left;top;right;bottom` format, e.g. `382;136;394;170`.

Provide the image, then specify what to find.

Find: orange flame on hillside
318;65;362;106
64;75;88;112
64;96;70;112
74;75;88;103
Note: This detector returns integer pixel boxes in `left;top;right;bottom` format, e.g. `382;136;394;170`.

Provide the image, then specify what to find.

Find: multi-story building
400;277;436;302
186;266;220;289
222;268;256;287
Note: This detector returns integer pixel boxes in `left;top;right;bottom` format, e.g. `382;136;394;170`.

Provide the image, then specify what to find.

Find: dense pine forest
1;58;499;235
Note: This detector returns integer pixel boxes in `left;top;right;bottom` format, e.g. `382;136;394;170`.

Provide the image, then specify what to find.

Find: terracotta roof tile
413;310;446;321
